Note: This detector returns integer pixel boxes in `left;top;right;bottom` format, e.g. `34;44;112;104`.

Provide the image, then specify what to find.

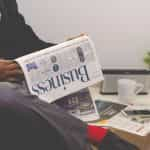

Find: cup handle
135;83;144;94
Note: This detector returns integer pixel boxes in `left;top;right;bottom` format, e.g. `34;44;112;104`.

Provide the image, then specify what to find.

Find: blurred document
55;88;100;122
90;100;150;136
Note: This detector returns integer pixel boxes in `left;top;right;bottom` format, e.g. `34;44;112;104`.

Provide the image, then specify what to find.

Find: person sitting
0;0;138;150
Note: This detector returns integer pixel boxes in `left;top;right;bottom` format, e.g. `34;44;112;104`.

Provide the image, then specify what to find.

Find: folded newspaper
15;35;103;103
90;100;150;136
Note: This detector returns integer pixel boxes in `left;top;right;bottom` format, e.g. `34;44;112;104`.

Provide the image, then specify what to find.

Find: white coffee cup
117;79;144;104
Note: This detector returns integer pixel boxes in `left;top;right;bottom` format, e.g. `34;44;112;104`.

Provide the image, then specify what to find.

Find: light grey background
17;0;150;69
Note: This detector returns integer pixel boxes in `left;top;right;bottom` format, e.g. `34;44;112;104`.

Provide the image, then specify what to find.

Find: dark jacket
0;0;55;59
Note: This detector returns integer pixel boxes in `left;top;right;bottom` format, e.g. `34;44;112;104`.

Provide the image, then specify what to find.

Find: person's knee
0;82;19;101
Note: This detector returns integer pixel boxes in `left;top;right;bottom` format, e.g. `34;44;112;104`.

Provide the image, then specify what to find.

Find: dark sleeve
0;22;56;59
15;23;57;54
0;0;57;59
98;131;139;150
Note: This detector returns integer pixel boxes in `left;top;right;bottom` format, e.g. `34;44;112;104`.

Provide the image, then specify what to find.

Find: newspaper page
15;35;103;103
89;100;150;136
55;88;100;122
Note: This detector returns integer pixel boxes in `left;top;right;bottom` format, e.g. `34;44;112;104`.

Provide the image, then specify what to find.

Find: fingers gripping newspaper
15;35;103;122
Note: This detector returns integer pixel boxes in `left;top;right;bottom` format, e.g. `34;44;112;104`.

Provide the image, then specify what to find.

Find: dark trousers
0;82;91;150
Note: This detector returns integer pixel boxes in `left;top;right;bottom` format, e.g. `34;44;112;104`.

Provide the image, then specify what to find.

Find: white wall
17;0;150;69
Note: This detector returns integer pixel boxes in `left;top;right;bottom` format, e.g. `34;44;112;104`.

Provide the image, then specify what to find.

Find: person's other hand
0;59;24;82
65;33;87;41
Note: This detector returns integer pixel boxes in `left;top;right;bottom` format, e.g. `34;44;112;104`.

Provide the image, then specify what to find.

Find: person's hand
0;59;24;82
65;33;88;41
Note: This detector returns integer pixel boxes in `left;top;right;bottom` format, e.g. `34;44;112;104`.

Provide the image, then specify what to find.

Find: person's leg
0;82;91;150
